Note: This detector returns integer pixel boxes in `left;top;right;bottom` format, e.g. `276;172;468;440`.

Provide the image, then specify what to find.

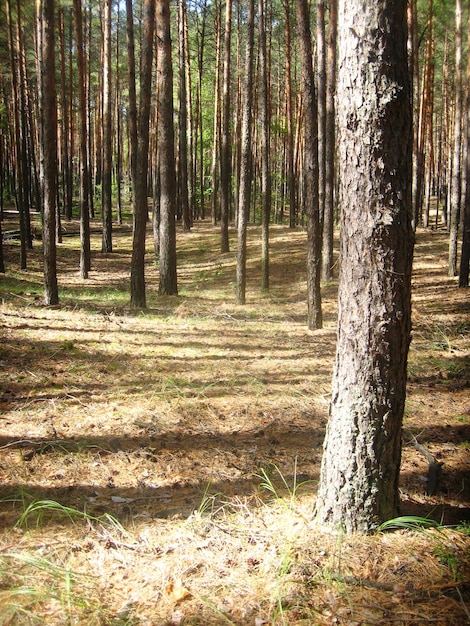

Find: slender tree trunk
449;0;463;276
126;0;138;193
315;0;414;533
220;0;232;252
259;0;271;292
317;0;326;230
195;1;208;219
459;0;470;287
413;0;433;228
178;0;191;232
73;0;91;278
58;9;73;221
236;0;255;305
211;0;222;226
130;0;155;308
101;0;113;253
284;0;296;228
6;0;27;269
297;0;322;330
16;0;32;249
115;8;122;226
157;0;178;296
322;0;337;281
37;0;58;305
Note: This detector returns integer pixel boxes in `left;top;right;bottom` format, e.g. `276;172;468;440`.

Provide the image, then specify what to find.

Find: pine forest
0;0;469;623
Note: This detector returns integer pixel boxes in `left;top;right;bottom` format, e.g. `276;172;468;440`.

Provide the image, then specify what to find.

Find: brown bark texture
157;0;178;296
38;0;59;306
315;0;414;533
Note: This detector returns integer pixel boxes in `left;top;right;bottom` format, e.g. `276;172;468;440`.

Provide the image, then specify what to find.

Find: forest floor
0;214;469;625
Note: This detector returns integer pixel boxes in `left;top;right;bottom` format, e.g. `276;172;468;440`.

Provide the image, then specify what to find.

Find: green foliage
256;458;312;510
0;551;93;625
5;495;125;533
433;543;463;580
377;515;443;533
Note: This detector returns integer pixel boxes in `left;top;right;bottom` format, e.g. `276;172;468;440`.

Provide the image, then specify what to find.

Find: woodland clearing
0;216;469;625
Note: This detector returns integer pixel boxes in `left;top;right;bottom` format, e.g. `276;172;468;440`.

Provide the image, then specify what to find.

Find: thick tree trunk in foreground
315;0;414;533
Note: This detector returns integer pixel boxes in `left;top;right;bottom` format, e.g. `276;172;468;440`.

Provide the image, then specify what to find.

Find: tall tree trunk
210;0;222;226
16;0;32;249
449;0;463;276
6;0;27;269
315;0;414;533
413;0;433;228
101;0;113;253
236;0;255;305
220;0;232;252
58;9;73;221
317;0;326;231
297;0;322;330
37;0;58;305
459;0;470;287
157;0;178;296
130;0;155;308
178;0;191;232
259;0;271;292
73;0;91;278
284;0;296;228
115;7;123;226
321;0;337;282
126;0;138;193
195;1;208;220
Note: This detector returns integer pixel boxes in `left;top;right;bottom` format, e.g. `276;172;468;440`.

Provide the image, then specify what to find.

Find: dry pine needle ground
0;220;469;624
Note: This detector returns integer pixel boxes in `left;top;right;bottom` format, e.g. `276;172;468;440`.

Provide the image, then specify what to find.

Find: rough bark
321;0;337;282
259;0;271;292
178;0;191;232
235;0;255;306
101;0;113;254
157;0;178;296
37;0;58;305
6;0;27;269
316;0;326;231
130;0;155;308
459;1;470;287
315;0;414;533
284;0;296;228
73;0;91;278
449;0;463;276
220;0;232;252
126;0;138;190
296;0;322;330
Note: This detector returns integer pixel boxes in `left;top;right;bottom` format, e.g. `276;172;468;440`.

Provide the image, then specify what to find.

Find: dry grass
0;217;469;624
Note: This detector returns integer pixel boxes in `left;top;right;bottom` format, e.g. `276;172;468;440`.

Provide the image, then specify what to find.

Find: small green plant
256;458;311;510
378;515;443;533
197;595;237;625
197;483;224;516
0;551;92;624
7;496;125;534
433;543;462;580
457;521;470;536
